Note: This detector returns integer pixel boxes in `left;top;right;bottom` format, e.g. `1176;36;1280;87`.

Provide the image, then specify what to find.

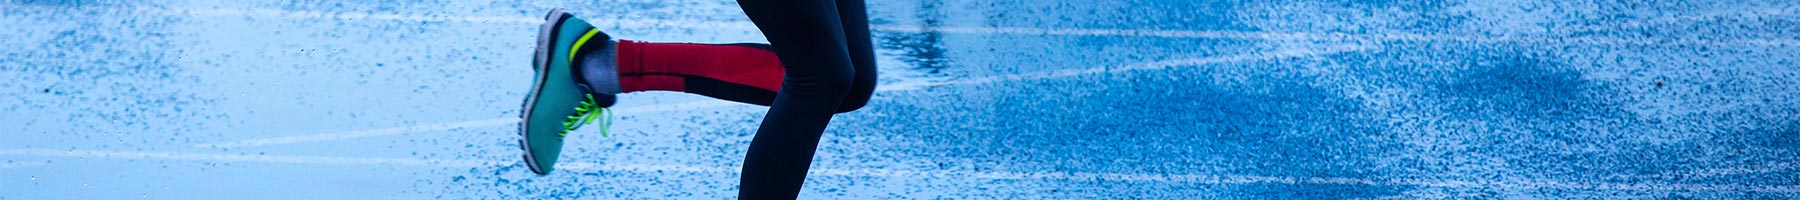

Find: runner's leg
608;30;873;110
614;42;786;106
572;0;875;197
734;0;857;198
833;0;876;113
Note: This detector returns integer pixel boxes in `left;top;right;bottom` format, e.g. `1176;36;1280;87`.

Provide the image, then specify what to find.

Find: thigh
735;0;850;69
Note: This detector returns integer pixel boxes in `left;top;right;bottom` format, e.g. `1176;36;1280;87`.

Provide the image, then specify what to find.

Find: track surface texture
3;0;1798;199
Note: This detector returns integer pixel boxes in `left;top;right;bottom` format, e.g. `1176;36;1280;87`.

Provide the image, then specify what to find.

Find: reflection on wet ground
875;0;951;74
3;0;1799;199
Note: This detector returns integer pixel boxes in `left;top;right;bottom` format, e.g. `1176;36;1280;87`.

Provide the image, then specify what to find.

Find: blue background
2;0;1797;199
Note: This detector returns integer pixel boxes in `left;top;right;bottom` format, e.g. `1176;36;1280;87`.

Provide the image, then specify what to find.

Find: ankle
575;35;623;95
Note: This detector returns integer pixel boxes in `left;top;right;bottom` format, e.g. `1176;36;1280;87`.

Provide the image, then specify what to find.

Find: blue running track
3;0;1798;199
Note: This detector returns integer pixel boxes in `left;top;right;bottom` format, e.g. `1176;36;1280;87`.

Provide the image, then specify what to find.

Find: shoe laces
560;93;612;137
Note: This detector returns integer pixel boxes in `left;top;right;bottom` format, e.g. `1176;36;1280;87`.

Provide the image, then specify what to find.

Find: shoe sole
520;8;572;175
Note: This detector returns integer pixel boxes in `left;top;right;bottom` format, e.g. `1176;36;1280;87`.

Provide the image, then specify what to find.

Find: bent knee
782;69;873;113
832;79;874;113
833;94;870;113
782;73;854;95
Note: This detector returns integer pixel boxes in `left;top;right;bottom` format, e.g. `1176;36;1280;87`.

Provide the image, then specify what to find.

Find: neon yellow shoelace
559;94;612;137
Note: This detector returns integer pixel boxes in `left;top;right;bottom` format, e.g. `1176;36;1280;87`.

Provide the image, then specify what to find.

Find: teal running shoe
520;8;618;175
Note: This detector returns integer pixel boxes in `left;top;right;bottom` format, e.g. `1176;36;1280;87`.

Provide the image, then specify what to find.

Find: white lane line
194;118;515;149
0;162;48;169
192;100;748;148
1562;5;1800;33
147;6;1800;46
876;44;1376;91
151;7;542;24
3;148;1795;193
194;45;1373;148
10;4;1797;46
1656;161;1800;179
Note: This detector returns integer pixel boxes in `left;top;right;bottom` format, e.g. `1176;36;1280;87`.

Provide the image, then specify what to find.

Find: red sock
615;40;786;93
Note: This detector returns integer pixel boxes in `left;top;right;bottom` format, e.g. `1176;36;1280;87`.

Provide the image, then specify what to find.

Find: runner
518;0;876;198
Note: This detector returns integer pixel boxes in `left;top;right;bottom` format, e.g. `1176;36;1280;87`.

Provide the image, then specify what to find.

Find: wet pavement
3;0;1798;199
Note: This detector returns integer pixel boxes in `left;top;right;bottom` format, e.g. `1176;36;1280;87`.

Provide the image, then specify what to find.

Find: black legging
733;0;876;199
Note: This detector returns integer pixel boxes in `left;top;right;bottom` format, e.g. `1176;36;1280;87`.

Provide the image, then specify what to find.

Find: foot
520;8;619;175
